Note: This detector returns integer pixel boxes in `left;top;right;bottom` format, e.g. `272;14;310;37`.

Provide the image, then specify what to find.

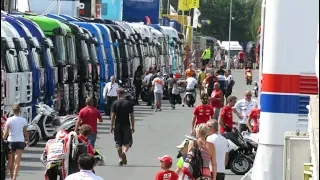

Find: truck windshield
107;33;116;62
45;48;55;67
53;35;66;64
80;41;90;61
90;44;98;63
66;35;76;65
17;39;30;72
4;51;18;72
228;50;241;57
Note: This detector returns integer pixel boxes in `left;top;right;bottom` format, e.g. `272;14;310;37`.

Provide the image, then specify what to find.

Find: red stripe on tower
262;74;318;94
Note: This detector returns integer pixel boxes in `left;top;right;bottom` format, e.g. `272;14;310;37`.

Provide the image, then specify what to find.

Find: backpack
182;140;203;179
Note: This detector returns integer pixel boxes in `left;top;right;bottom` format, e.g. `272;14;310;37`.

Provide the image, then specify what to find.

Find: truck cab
150;26;164;72
13;16;57;114
160;26;179;74
4;15;45;119
24;15;73;115
1;20;32;122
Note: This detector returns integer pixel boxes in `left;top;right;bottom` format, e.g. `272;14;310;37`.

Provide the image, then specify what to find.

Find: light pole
226;0;233;70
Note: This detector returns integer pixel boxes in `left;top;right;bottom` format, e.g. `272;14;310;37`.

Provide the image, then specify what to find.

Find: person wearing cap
175;139;189;178
155;155;179;180
152;72;164;112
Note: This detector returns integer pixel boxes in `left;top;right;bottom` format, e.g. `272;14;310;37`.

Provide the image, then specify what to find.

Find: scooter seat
52;116;76;126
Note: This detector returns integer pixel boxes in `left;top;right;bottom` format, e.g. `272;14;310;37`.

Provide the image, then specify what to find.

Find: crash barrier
308;95;319;180
304;163;313;180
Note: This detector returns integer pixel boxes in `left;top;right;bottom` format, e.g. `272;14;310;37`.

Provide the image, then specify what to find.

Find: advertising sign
123;0;160;24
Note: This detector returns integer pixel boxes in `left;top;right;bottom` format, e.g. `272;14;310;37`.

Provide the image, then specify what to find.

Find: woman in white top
3;104;29;180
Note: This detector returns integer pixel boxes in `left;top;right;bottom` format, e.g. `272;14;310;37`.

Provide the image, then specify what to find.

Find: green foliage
161;0;262;41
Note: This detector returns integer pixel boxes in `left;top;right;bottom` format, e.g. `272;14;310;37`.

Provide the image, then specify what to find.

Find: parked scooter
253;81;259;97
222;128;257;175
185;89;196;107
28;103;77;146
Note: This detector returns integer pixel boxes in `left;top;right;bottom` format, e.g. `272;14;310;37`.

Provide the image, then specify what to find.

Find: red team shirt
78;106;102;134
210;90;223;108
193;104;214;125
248;108;260;133
219;106;233;133
155;170;179;180
238;51;245;59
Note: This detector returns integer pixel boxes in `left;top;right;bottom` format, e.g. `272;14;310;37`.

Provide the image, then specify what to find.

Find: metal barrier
304;163;313;180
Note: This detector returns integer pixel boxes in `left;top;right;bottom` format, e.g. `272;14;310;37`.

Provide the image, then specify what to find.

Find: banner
189;0;199;8
178;0;190;11
170;5;177;15
123;0;160;24
192;8;201;28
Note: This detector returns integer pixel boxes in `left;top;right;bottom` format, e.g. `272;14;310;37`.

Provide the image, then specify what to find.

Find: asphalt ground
12;69;259;180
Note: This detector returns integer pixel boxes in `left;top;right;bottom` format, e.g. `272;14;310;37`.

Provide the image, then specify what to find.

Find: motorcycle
185;89;196;107
222;128;257;175
253;81;259;97
28;103;77;146
245;71;253;85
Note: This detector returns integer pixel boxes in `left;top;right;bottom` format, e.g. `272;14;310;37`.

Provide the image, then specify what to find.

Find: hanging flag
192;8;201;28
170;5;178;15
189;0;199;8
178;0;190;11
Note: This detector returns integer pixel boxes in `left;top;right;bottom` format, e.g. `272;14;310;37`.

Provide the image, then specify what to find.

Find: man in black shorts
111;88;135;166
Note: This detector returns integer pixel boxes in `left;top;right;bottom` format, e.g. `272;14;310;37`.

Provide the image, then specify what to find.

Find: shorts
114;126;133;148
154;93;163;102
8;142;25;152
202;59;210;66
239;59;244;63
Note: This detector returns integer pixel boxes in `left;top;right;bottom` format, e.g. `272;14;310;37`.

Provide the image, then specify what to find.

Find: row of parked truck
1;11;187;122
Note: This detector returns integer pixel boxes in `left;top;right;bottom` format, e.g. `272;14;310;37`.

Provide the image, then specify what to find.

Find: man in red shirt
219;96;239;133
155;155;179;180
238;50;245;69
247;108;260;133
75;97;103;148
191;94;214;135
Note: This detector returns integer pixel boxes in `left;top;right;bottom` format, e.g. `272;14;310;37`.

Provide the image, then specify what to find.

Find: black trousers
211;172;225;180
147;90;154;106
135;81;142;102
46;166;63;180
1;169;5;180
207;88;213;96
105;96;117;116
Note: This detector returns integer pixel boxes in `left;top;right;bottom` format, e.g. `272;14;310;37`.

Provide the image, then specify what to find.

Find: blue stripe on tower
260;94;310;114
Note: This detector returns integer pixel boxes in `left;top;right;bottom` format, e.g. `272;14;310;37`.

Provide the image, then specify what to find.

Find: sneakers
154;109;157;112
121;152;127;165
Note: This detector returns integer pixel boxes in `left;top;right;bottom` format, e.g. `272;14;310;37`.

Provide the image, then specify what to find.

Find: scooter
185;89;196;107
28;103;77;146
253;81;259;97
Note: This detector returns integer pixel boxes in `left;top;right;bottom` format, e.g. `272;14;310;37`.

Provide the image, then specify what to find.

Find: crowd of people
1;60;260;180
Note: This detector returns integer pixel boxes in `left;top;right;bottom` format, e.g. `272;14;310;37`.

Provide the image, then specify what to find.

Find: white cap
176;139;189;149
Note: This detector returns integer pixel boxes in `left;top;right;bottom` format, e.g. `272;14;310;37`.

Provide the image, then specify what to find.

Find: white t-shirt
65;170;104;180
226;75;234;82
206;133;228;173
143;73;153;84
103;82;119;98
186;77;197;89
235;98;259;124
5;115;28;142
152;77;164;93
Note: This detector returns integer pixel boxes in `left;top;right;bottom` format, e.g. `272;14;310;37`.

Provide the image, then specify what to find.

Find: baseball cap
176;139;189;149
158;155;172;165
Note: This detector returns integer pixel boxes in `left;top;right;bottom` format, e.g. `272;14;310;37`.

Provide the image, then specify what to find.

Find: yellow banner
178;0;190;11
189;0;199;8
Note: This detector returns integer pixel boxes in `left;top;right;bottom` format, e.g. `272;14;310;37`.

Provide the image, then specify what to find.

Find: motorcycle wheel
230;156;251;175
140;92;148;102
28;130;40;146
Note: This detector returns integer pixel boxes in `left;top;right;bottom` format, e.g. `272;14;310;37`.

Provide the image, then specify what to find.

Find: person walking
206;120;228;180
143;70;154;106
201;46;212;67
225;70;235;98
111;88;135;166
152;72;164;112
233;91;258;132
204;70;218;96
75;97;103;148
183;124;217;180
2;104;29;180
210;83;224;120
219;96;238;134
133;65;143;105
65;153;104;180
191;94;214;135
103;76;119;118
